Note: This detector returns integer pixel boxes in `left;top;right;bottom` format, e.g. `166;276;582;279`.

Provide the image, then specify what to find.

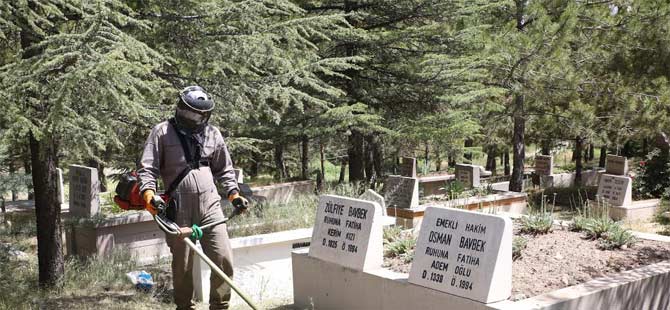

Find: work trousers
165;185;234;310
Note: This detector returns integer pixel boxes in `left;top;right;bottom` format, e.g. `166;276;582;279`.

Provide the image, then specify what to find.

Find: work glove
142;190;163;216
228;192;249;214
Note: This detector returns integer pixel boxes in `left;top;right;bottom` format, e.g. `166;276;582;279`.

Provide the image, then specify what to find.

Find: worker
138;85;248;310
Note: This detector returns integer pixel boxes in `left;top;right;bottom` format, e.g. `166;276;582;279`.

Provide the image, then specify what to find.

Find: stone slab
309;195;383;271
605;155;628;176
455;164;480;188
535;155;553;176
57;168;64;204
382;176;419;209
409;207;512;303
609;199;660;221
597;174;632;207
234;168;244;183
68;165;100;217
400;157;417;178
359;189;386;216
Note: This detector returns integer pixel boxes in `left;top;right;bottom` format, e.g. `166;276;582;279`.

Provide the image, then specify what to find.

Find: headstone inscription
408;207;512;303
597;174;632;206
381;176;419;209
308;195;383;271
68;165;100;217
605;155;628;176
359;189;386;216
455;164;480;188
399;157;417;178
534;155;553;176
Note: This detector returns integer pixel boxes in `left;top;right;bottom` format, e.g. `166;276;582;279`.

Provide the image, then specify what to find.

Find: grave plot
294;204;670;310
383;163;527;229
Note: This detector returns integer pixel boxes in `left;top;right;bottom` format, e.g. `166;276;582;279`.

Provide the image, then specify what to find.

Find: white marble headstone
535;155;553;176
309;195;383;271
359;189;386;216
597;174;632;206
605;155;628;176
68;165;100;217
455;164;480;188
409;207;512;303
382;176;419;209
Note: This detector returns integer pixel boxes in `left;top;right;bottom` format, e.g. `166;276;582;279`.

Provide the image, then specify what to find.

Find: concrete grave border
293;231;670;310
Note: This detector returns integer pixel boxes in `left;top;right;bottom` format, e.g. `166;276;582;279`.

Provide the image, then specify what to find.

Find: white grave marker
535;155;553;176
455;164;480;188
359;189;386;216
409;207;512;303
68;165;100;217
309;195;383;271
233;168;244;184
605;155;628;176
382;176;419;209
597;174;632;206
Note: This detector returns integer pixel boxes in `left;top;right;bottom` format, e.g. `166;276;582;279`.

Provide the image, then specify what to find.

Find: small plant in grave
598;225;637;250
383;226;416;263
512;236;527;261
520;195;554;235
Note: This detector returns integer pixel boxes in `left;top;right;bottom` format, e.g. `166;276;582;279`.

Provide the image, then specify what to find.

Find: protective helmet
175;85;215;131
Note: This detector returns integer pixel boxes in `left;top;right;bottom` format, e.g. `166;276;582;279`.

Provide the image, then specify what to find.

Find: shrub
512;236;527;261
582;217;617;240
383;227;416;263
520;213;553;235
599;225;637;250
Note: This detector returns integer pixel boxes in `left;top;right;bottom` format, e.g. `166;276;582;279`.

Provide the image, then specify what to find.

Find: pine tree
0;0;168;287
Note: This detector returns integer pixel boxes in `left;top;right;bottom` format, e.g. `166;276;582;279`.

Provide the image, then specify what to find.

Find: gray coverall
138;120;239;310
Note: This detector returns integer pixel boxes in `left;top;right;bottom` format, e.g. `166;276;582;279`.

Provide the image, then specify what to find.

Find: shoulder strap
165;119;193;197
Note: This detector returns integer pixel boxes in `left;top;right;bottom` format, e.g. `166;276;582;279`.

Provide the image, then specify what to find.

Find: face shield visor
174;86;215;131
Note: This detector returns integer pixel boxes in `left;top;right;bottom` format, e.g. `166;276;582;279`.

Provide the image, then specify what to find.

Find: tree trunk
301;135;309;180
642;138;648;156
599;145;608;168
485;147;495;172
424;142;430;174
371;135;383;184
319;140;325;182
464;139;473;162
540;140;551;155
23;152;34;200
250;152;262;177
490;149;497;176
274;143;287;181
448;154;455;168
575;136;584;187
29;134;64;287
510;94;525;192
338;158;347;184
364;136;374;182
348;130;365;182
588;143;595;161
9;163;17;201
434;146;441;172
504;151;510;176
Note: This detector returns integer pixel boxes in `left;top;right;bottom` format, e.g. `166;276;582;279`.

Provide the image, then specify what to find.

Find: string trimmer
153;202;260;310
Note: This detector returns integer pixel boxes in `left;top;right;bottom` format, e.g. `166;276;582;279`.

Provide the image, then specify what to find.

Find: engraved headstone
68;165;100;217
597;174;632;206
605;155;628;176
535;155;553;176
309;195;383;271
455;164;480;188
408;207;512;303
381;176;419;209
359;189;386;216
399;157;417;178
